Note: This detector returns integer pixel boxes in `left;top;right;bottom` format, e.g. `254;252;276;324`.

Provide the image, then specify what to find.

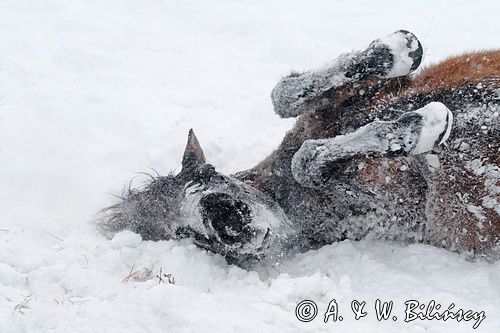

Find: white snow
412;102;453;154
377;30;420;78
425;154;441;171
111;231;143;249
1;1;500;332
466;204;487;222
465;159;500;216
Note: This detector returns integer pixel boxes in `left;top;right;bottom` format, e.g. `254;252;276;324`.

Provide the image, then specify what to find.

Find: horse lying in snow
100;30;499;267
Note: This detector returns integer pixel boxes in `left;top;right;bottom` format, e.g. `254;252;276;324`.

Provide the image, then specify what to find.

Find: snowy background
1;0;499;332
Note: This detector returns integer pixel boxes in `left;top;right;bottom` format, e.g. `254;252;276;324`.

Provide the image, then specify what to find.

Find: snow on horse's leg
271;30;423;118
291;102;453;189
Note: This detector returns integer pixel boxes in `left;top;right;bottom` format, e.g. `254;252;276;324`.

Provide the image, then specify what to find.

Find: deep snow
1;0;499;332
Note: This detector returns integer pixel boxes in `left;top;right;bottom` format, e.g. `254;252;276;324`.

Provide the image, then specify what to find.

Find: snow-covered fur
101;31;499;267
291;102;453;188
101;130;294;265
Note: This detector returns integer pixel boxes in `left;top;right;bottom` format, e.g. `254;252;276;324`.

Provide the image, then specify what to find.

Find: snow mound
111;231;143;249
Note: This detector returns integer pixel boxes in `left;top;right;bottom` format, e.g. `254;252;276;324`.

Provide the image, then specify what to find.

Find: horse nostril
199;193;253;244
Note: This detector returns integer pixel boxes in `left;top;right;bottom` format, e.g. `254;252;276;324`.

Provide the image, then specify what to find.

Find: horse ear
181;129;206;171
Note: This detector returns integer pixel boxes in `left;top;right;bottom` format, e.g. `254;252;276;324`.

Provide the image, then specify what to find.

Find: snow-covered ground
1;0;499;332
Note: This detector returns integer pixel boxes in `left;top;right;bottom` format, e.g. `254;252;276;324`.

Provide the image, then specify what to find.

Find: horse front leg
291;102;453;189
271;30;423;118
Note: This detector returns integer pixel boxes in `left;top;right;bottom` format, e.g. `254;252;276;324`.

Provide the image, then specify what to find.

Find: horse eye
193;163;215;178
199;163;212;172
